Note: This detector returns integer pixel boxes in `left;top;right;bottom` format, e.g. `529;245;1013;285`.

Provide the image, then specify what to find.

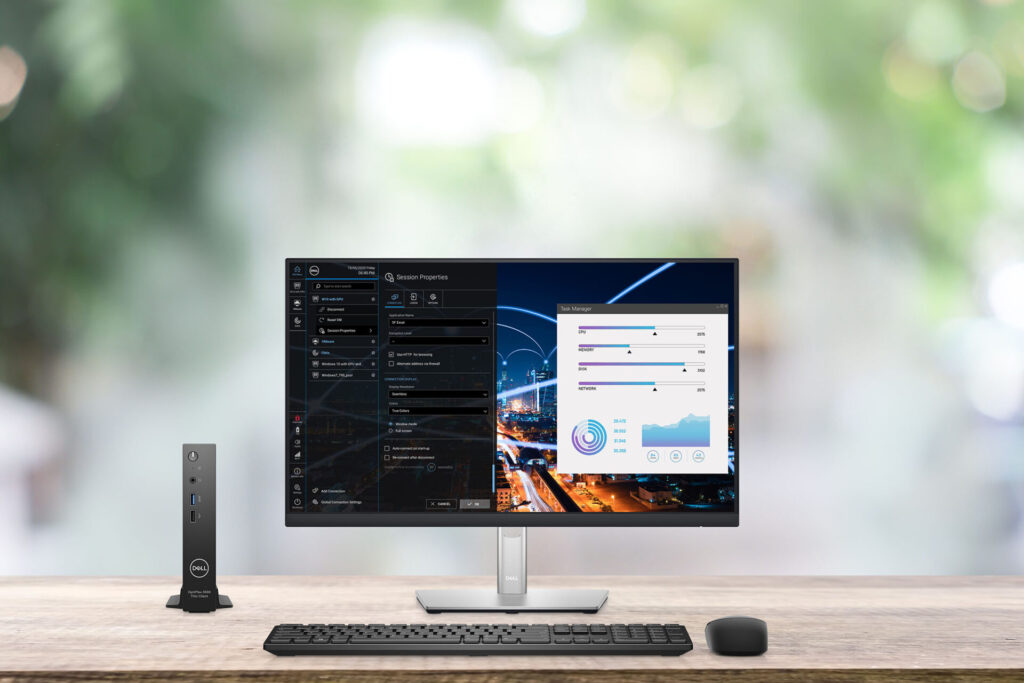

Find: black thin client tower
167;443;232;612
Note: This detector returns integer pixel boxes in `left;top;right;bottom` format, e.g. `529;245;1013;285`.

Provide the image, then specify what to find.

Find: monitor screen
286;259;737;526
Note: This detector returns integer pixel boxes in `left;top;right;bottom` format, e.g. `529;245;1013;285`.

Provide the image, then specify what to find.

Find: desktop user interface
286;260;736;515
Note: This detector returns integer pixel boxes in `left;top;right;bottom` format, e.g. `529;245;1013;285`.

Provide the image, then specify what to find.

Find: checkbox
384;454;390;460
384;445;390;451
388;361;394;367
388;352;394;358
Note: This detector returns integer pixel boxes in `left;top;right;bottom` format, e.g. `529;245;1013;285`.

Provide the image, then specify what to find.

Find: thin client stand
416;527;608;613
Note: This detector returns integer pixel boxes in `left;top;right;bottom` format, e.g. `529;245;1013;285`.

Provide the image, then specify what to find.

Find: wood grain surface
1;575;1022;681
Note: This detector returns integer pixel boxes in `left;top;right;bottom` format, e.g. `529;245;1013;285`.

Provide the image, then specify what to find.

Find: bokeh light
356;21;499;145
906;1;968;64
678;64;741;129
964;321;1024;421
952;51;1006;112
883;42;941;100
0;46;27;120
507;0;586;37
988;262;1024;330
610;37;677;120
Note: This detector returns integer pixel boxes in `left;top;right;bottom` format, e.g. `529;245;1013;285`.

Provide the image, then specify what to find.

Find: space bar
346;638;460;644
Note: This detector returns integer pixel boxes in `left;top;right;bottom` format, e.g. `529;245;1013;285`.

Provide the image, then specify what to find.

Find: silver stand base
416;588;608;614
415;589;606;614
415;527;609;614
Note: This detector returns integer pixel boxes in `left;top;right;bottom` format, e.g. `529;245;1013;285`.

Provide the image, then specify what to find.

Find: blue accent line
506;347;544;360
496;323;545;354
498;438;558;451
728;345;735;351
496;305;558;324
606;262;676;303
305;277;378;280
496;377;558;400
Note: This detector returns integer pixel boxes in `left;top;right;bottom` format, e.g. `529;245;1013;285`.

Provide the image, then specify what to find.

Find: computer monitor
286;258;738;612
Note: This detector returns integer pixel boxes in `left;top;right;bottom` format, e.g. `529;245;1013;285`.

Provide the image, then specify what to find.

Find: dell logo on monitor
190;558;210;578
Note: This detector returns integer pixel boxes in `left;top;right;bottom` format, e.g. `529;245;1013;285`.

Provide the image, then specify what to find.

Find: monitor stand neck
415;527;609;614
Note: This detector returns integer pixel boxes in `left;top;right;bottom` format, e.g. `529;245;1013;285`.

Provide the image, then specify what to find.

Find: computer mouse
705;616;767;656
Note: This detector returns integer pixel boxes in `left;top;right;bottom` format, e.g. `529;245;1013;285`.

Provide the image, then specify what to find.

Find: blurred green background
0;0;1022;575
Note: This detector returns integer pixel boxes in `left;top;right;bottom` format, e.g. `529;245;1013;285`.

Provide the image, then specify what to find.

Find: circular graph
571;419;607;456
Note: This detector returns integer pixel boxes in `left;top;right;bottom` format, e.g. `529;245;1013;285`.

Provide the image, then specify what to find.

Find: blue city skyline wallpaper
494;261;736;513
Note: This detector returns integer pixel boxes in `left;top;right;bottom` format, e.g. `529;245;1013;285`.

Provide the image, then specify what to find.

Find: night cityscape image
494;262;737;513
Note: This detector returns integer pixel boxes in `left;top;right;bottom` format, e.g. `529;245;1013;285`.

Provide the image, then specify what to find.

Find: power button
187;451;199;462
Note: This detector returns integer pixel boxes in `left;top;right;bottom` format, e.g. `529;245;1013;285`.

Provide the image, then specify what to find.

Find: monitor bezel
285;257;739;527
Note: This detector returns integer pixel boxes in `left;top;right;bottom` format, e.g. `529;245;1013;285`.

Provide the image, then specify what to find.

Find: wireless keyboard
264;622;692;656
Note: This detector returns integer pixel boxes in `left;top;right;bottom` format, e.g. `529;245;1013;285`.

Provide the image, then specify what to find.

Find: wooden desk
1;575;1022;681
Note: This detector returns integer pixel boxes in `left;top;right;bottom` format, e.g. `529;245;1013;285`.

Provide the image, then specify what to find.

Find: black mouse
705;616;767;656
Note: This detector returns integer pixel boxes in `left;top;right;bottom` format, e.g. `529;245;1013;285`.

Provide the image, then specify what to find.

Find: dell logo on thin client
190;558;210;578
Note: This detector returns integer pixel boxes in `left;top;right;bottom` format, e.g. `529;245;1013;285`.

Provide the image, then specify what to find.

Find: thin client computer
285;258;738;613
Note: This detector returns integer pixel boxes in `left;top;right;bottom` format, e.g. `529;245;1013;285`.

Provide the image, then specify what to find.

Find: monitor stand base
415;527;609;614
416;589;608;614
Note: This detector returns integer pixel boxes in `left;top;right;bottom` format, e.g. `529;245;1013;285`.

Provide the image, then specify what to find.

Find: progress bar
577;325;705;330
578;381;706;386
579;362;704;366
578;344;705;348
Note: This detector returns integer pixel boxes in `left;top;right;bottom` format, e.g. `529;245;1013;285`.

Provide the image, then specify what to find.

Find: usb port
190;494;196;506
189;510;196;523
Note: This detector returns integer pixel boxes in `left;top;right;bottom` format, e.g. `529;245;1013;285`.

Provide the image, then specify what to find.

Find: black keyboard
264;622;692;656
